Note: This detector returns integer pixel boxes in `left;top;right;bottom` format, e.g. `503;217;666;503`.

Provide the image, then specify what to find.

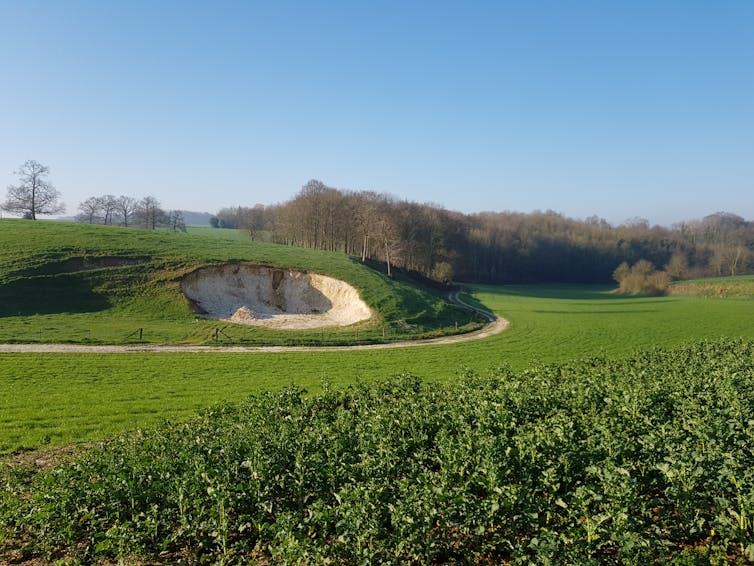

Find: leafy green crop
3;340;754;564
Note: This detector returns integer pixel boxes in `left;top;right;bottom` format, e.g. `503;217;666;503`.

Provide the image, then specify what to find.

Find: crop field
3;340;754;563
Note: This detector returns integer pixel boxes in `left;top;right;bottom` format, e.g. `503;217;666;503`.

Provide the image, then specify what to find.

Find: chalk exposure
181;264;372;329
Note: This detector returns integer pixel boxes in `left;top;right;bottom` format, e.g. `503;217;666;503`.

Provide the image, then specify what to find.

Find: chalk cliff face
180;264;372;329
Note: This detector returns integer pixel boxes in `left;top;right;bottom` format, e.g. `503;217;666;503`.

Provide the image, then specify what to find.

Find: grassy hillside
0;220;479;344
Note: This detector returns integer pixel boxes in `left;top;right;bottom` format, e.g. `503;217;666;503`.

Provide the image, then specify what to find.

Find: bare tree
136;196;165;230
353;191;381;262
76;197;103;224
100;194;118;225
2;160;65;220
239;204;266;240
375;200;402;278
168;210;187;232
664;252;688;280
116;196;138;227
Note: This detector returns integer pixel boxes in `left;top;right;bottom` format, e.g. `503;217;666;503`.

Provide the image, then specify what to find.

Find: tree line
1;160;187;232
76;194;186;232
212;180;754;284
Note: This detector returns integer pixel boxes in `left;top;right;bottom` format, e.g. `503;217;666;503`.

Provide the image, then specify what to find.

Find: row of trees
213;180;754;284
76;194;186;232
1;161;186;232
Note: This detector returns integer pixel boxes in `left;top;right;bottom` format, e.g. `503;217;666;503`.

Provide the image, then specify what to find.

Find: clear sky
1;1;752;226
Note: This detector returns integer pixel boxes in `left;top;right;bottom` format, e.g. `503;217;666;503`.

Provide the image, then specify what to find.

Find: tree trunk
385;236;392;277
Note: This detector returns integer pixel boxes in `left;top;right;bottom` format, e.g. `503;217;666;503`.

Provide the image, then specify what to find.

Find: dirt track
0;292;508;354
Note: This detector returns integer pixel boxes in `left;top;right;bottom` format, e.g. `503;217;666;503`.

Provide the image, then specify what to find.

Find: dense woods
213;180;754;284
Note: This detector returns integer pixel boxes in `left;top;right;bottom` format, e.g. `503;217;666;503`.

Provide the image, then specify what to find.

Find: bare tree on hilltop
3;160;65;220
136;196;166;230
116;196;138;227
76;194;141;226
76;196;102;224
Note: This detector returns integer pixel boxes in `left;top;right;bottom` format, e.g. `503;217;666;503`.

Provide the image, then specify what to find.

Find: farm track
0;291;508;354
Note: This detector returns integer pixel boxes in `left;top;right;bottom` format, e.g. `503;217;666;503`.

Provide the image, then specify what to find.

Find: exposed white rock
181;264;373;329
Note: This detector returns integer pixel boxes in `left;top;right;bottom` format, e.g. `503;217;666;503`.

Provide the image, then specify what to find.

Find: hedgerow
2;340;754;563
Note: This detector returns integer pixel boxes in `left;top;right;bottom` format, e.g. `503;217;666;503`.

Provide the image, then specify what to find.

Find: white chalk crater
181;264;373;329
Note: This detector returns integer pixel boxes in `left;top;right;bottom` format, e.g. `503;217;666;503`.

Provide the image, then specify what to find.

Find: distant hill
179;211;214;226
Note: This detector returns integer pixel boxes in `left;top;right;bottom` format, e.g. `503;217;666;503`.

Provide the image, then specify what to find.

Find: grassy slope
0;220;477;344
4;281;754;452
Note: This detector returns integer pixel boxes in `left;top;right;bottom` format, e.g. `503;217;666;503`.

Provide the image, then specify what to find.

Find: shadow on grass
0;274;111;316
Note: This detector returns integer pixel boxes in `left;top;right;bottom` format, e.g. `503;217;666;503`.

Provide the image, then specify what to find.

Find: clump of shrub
613;259;671;295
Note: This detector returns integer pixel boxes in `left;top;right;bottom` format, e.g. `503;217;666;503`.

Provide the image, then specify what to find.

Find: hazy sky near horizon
1;1;752;226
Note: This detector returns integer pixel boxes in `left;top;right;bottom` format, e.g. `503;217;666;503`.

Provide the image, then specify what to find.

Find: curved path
0;291;508;354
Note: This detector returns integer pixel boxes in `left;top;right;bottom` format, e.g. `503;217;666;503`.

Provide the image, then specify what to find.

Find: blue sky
1;1;752;226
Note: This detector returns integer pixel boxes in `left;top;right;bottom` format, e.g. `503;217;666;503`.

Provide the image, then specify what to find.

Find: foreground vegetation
0;220;477;344
2;340;753;564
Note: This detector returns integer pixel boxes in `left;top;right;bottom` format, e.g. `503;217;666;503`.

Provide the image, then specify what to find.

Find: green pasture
186;226;250;240
3;283;754;453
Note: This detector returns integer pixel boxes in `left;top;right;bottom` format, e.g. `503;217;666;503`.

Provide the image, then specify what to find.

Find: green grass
3;282;754;453
186;226;252;240
0;220;476;344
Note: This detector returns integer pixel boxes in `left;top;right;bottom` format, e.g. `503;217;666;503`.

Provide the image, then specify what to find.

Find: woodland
210;180;754;284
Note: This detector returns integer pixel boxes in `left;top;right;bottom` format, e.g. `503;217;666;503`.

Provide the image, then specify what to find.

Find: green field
186;226;254;241
3;282;754;453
